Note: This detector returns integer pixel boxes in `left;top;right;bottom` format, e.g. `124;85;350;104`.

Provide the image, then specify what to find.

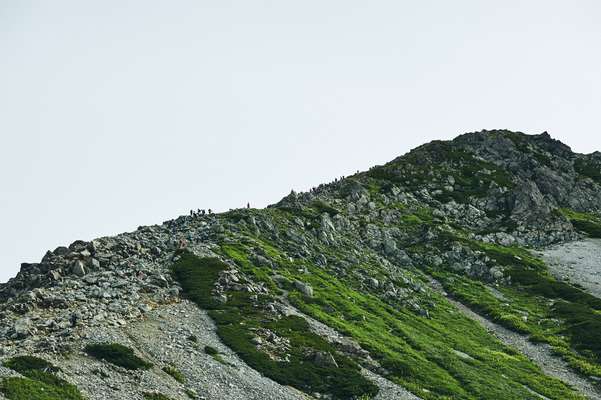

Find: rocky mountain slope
1;130;601;400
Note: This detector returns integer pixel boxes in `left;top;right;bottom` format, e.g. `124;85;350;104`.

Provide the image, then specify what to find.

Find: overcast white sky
1;1;601;282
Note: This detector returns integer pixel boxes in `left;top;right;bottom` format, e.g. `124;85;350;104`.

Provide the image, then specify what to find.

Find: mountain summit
1;130;601;400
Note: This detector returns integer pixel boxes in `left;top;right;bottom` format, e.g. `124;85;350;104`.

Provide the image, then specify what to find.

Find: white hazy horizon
2;1;601;283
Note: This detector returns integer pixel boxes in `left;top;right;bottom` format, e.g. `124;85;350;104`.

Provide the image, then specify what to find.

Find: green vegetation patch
0;378;85;400
221;242;279;292
1;356;84;400
554;301;601;362
510;268;601;309
3;356;59;376
143;393;174;400
560;208;601;238
469;241;601;309
171;252;228;309
276;199;339;228
474;242;545;271
204;345;219;356
171;252;248;365
203;345;226;364
432;238;601;377
216;215;591;399
506;132;553;167
218;311;377;399
574;157;601;184
170;212;590;399
162;365;185;383
433;271;532;334
172;251;377;400
288;265;582;400
367;141;514;204
437;269;601;377
85;343;152;370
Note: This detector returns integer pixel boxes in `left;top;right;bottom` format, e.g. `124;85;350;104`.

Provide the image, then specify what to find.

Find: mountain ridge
1;130;601;400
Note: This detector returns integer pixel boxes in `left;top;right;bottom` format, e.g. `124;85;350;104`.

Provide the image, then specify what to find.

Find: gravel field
540;239;601;299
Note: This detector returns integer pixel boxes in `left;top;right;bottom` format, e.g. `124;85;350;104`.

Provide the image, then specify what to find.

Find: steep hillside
1;130;601;400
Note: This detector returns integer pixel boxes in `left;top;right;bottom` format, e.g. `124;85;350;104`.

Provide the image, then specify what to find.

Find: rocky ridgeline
1;218;201;338
1;130;601;400
0;226;176;353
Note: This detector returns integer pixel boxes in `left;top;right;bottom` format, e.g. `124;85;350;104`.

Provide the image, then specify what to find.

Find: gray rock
368;278;380;288
14;317;32;337
383;238;397;256
312;351;339;368
88;258;101;270
71;260;87;277
294;281;314;297
48;270;61;281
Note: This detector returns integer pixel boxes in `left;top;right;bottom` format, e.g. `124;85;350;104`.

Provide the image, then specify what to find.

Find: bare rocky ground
429;279;601;400
539;239;601;299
